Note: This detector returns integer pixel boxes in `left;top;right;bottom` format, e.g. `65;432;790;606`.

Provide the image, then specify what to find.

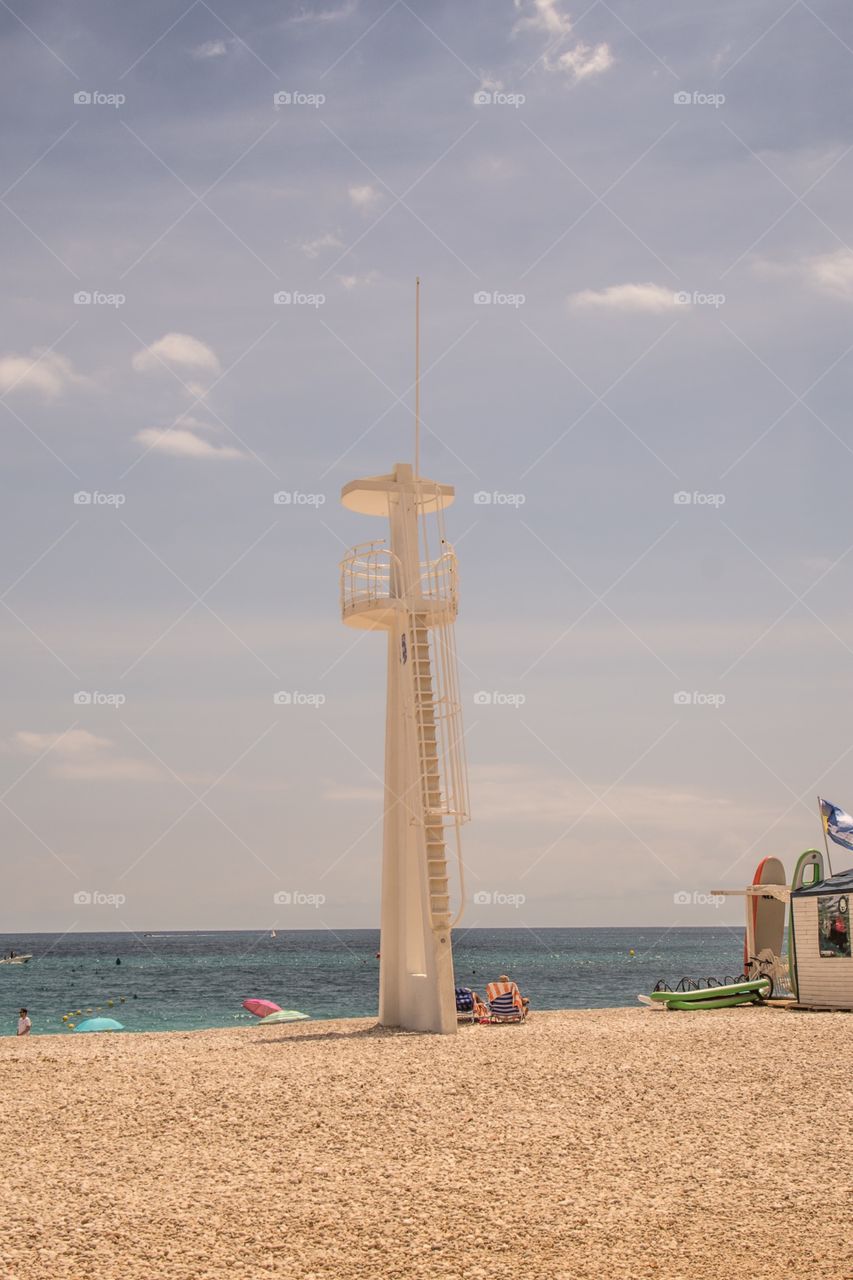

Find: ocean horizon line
0;923;744;936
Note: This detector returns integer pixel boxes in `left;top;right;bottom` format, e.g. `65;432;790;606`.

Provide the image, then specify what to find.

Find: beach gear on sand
745;856;787;972
75;1017;124;1032
243;999;282;1018
257;1010;310;1024
664;993;763;1010
483;981;527;1023
642;978;770;1011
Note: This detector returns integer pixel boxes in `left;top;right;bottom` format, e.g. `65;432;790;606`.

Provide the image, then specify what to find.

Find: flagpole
818;795;833;877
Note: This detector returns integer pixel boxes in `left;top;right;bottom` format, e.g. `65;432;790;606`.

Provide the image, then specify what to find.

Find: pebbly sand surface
2;1007;852;1280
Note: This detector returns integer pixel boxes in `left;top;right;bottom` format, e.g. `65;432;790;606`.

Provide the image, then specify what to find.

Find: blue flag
819;798;853;851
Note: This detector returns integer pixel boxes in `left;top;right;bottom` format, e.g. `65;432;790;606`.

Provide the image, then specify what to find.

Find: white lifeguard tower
339;461;469;1033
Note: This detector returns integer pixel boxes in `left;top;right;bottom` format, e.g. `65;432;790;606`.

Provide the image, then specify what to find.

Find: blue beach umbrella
75;1017;124;1033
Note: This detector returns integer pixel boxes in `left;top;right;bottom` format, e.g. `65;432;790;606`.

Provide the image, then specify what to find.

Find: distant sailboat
270;929;276;939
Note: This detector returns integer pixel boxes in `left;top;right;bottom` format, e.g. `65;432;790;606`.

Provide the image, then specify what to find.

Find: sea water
0;928;748;1036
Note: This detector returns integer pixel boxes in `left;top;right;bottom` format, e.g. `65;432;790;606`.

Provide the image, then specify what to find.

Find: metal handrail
339;541;396;614
340;542;458;616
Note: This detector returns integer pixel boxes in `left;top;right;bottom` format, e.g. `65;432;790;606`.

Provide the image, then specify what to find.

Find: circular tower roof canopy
341;463;455;516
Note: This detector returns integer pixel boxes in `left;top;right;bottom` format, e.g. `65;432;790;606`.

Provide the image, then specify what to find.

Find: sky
2;0;853;940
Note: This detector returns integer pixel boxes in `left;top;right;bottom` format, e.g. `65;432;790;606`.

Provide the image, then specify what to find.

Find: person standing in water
17;1008;31;1036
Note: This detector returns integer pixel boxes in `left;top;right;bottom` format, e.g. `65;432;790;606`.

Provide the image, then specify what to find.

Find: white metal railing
340;541;397;614
340;542;458;618
417;547;458;616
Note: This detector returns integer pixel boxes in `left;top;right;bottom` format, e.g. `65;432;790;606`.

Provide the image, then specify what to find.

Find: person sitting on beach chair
484;976;529;1022
455;987;488;1022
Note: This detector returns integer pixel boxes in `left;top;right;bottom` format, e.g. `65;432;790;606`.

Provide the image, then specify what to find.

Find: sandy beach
2;1007;850;1279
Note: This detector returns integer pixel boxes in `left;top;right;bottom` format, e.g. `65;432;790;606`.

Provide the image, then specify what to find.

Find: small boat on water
0;954;32;965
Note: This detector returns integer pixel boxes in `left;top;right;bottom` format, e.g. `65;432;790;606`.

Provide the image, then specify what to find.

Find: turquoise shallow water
0;928;747;1036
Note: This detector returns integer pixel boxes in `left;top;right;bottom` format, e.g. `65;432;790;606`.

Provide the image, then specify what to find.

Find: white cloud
132;332;221;376
337;271;378;290
13;729;156;781
191;39;228;59
135;417;245;460
753;249;853;300
16;729;111;756
547;40;613;79
469;764;751;829
512;3;612;80
348;184;381;214
477;74;504;94
288;1;357;22
569;282;678;313
0;349;84;399
806;249;853;298
300;231;345;259
513;0;573;38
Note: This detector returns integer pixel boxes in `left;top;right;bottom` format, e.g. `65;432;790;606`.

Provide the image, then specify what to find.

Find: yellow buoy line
61;995;127;1029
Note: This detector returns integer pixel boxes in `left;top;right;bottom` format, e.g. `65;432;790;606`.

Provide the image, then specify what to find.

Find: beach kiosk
790;868;853;1009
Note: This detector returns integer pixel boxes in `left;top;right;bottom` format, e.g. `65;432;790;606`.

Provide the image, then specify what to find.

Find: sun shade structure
243;999;282;1018
258;1010;310;1024
75;1017;124;1032
340;461;470;1035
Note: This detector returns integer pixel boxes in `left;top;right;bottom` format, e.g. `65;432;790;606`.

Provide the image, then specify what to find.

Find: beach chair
455;987;476;1021
456;987;489;1023
484;980;528;1023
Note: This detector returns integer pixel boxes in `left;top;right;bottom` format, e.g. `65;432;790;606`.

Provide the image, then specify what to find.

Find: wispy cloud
547;41;613;80
337;271;378;290
469;764;751;829
14;730;157;782
348;184;381;214
805;248;853;299
513;0;573;38
0;350;85;399
288;1;358;24
513;1;612;80
134;416;246;460
754;248;853;300
569;283;678;313
300;231;345;259
190;39;228;59
132;333;221;376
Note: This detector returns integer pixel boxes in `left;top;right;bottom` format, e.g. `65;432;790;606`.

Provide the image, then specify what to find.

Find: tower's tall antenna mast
414;276;421;478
